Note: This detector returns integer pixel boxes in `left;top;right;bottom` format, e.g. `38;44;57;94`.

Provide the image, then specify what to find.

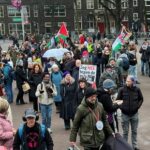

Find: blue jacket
2;64;13;85
51;72;63;102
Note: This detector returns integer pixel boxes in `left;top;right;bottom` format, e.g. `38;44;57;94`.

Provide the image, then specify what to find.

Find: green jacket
70;99;113;148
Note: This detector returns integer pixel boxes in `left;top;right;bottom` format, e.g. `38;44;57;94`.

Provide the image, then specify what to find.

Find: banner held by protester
79;64;97;84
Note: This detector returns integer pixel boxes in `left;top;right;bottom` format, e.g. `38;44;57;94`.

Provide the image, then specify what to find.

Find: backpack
127;53;137;66
121;57;130;70
18;124;46;140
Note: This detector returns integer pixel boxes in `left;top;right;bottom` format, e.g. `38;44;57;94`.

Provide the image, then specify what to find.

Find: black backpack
127;53;137;66
121;57;130;70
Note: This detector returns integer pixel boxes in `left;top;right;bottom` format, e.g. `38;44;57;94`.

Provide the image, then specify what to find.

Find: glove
40;90;44;94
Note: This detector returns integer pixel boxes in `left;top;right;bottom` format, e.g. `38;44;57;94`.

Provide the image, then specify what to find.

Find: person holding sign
69;87;114;150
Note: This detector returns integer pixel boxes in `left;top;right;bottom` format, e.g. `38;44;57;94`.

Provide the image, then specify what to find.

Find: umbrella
42;48;69;60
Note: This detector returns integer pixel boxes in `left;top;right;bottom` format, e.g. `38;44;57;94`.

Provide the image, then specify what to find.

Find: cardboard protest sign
79;64;97;84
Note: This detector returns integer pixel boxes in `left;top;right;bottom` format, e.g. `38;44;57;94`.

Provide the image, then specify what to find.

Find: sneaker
47;128;52;133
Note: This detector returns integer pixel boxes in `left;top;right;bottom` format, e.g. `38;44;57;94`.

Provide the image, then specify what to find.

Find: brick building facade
0;0;146;36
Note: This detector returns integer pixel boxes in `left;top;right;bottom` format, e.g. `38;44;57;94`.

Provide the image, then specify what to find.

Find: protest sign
79;64;97;84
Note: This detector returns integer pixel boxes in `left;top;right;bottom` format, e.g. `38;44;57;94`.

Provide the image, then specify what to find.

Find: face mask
43;80;49;84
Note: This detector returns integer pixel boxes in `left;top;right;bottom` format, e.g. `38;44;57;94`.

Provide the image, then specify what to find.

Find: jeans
5;83;13;103
128;65;138;81
40;104;52;128
141;60;149;75
121;113;139;149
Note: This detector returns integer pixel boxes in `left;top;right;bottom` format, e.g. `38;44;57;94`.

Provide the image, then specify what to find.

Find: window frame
0;23;5;35
86;0;94;9
0;6;4;18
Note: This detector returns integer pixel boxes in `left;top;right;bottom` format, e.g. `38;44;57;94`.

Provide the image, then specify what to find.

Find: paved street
1;39;150;150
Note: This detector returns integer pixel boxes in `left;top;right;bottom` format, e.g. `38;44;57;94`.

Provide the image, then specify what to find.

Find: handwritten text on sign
79;65;97;84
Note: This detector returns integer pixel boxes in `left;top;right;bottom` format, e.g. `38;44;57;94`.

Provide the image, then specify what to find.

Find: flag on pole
112;31;132;52
55;22;69;47
11;0;22;10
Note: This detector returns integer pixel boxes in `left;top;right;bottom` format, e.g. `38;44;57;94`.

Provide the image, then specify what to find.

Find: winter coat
99;70;119;88
117;85;143;116
70;99;113;148
13;123;53;150
117;53;129;76
63;58;75;73
0;114;14;150
15;66;27;89
28;72;43;98
2;64;13;85
51;72;63;102
139;45;149;62
60;78;76;119
36;82;57;105
72;67;79;82
97;88;119;113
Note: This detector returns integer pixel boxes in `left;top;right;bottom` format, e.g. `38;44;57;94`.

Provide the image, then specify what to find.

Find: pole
21;7;25;41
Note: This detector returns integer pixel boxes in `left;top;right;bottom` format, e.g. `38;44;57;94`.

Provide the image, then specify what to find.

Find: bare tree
98;0;128;33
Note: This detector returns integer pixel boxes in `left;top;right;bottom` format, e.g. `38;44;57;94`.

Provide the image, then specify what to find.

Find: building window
44;5;53;17
44;5;66;17
7;6;30;17
58;22;67;27
0;23;5;35
75;16;82;30
133;13;138;19
123;15;128;21
0;6;4;17
33;5;38;17
8;23;31;35
54;5;66;17
45;22;52;33
87;15;95;28
109;0;116;9
87;0;94;9
98;0;104;9
121;0;128;9
133;0;138;6
74;0;81;9
145;0;150;6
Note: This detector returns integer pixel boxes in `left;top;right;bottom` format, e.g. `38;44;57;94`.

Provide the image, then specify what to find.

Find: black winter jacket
15;66;27;89
117;85;143;116
97;88;119;113
28;72;43;98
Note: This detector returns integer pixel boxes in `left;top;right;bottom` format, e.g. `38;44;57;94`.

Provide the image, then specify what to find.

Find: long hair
32;63;42;74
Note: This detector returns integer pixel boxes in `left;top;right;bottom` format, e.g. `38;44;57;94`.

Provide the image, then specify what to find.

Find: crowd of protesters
0;29;146;150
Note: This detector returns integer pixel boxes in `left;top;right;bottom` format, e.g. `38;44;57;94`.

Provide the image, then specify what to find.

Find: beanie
85;87;97;98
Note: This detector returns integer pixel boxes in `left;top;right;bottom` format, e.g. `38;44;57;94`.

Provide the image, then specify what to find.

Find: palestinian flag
55;22;69;47
112;31;132;52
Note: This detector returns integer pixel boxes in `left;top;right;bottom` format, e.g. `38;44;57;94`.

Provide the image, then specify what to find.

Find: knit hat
0;97;9;114
103;79;116;90
85;87;97;98
78;78;87;83
63;71;70;77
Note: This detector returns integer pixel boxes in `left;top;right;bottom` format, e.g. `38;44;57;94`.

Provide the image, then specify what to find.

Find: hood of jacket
61;77;75;85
